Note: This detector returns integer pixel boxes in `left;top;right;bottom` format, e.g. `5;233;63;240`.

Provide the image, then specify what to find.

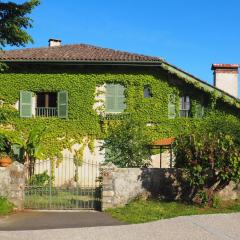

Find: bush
174;132;240;205
0;197;14;215
28;171;50;187
102;118;151;167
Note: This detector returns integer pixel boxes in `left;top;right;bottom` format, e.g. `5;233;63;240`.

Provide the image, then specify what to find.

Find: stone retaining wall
0;161;25;209
101;164;240;210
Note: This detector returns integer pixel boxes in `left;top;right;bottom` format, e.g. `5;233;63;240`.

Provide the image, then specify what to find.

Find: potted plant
0;152;12;167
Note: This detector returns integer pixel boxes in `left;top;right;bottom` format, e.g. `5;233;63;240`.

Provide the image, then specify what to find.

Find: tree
102;118;151;168
0;0;40;48
174;132;240;206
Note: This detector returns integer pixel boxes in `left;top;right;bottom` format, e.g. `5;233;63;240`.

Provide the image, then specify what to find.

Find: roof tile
0;44;162;62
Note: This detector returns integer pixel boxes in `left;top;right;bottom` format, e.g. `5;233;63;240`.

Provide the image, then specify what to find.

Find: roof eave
0;59;163;66
161;61;240;105
1;58;240;106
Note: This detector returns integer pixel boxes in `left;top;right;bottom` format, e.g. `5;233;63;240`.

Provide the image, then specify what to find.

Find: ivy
0;66;239;159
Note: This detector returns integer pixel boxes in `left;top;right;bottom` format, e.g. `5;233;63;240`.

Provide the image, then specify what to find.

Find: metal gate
24;156;101;210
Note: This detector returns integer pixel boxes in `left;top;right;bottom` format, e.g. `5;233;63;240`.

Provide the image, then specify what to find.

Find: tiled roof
0;44;162;62
152;137;175;146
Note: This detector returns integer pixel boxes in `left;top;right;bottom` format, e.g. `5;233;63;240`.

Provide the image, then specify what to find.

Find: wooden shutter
168;94;176;119
58;91;68;118
116;84;126;112
106;84;126;113
20;91;32;118
195;102;204;118
106;84;115;112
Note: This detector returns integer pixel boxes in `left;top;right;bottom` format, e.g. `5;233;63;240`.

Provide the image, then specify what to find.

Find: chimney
48;38;61;47
212;64;239;98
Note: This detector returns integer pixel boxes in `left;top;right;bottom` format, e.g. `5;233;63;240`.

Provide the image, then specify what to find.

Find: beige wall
214;72;238;98
34;140;104;187
150;150;174;168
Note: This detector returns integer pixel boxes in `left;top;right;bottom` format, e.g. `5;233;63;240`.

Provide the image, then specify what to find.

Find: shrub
174;132;240;205
173;112;240;205
102;118;151;167
0;197;14;215
28;171;50;187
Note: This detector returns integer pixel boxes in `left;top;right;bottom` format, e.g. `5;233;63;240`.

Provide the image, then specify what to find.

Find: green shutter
20;91;32;118
58;91;68;118
116;84;126;112
195;102;204;118
106;84;115;112
106;84;126;113
168;94;176;119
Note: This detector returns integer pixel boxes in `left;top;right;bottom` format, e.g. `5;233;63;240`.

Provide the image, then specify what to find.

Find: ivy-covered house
0;39;239;168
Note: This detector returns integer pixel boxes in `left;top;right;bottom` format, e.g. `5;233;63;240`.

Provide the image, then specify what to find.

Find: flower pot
0;156;12;167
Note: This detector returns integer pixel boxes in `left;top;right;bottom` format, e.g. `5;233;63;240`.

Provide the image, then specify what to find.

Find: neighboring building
0;39;239;170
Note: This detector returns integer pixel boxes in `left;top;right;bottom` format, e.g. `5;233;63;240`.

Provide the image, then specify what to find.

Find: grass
0;197;14;215
106;199;240;223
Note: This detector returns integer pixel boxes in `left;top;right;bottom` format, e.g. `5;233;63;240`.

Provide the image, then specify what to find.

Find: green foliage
212;195;221;208
174;120;240;205
0;68;239;160
106;199;240;223
24;125;46;160
103;118;151;167
0;133;11;155
27;171;50;187
0;196;14;215
0;0;40;48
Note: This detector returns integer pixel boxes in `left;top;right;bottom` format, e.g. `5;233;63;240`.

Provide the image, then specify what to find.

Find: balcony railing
35;107;57;117
179;109;189;118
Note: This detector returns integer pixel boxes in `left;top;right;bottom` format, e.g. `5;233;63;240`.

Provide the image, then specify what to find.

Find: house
0;39;239;170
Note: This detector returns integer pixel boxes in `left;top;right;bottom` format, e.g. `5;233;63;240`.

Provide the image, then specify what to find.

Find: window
36;92;57;117
19;91;68;118
180;96;190;117
144;86;152;98
105;84;126;113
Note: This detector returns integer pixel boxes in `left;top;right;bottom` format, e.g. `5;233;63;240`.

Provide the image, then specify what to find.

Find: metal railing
179;109;190;117
35;107;57;117
24;156;101;210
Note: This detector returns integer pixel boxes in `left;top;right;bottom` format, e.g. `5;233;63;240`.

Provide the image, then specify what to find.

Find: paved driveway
0;211;125;231
0;212;240;240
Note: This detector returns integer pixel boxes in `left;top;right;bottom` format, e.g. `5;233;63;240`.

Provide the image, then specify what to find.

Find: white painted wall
93;85;106;115
34;140;105;187
214;72;238;98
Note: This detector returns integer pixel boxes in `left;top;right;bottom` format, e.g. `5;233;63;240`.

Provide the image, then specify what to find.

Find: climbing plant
0;65;239;160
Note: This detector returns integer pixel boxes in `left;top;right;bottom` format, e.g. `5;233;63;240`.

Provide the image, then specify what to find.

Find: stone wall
0;162;25;209
101;164;240;210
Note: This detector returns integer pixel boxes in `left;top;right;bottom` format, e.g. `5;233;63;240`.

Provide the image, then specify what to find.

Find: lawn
0;197;14;215
106;199;240;223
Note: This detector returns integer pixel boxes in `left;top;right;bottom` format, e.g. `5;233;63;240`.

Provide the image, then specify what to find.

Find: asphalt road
0;211;125;231
0;212;240;240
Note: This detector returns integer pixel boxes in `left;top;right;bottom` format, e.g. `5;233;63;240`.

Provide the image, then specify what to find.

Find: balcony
179;109;189;117
35;107;57;117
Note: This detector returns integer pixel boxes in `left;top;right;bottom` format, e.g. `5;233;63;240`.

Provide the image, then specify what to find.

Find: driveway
0;212;240;240
0;211;125;231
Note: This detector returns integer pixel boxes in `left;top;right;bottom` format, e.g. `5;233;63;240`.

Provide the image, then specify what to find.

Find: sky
6;0;240;86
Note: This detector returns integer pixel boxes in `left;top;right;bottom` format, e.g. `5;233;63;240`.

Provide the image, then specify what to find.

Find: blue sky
7;0;240;85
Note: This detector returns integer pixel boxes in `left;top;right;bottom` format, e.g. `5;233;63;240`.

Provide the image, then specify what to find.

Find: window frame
143;85;152;98
179;95;190;118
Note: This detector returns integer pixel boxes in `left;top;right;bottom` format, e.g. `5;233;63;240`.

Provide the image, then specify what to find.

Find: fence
24;156;101;210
